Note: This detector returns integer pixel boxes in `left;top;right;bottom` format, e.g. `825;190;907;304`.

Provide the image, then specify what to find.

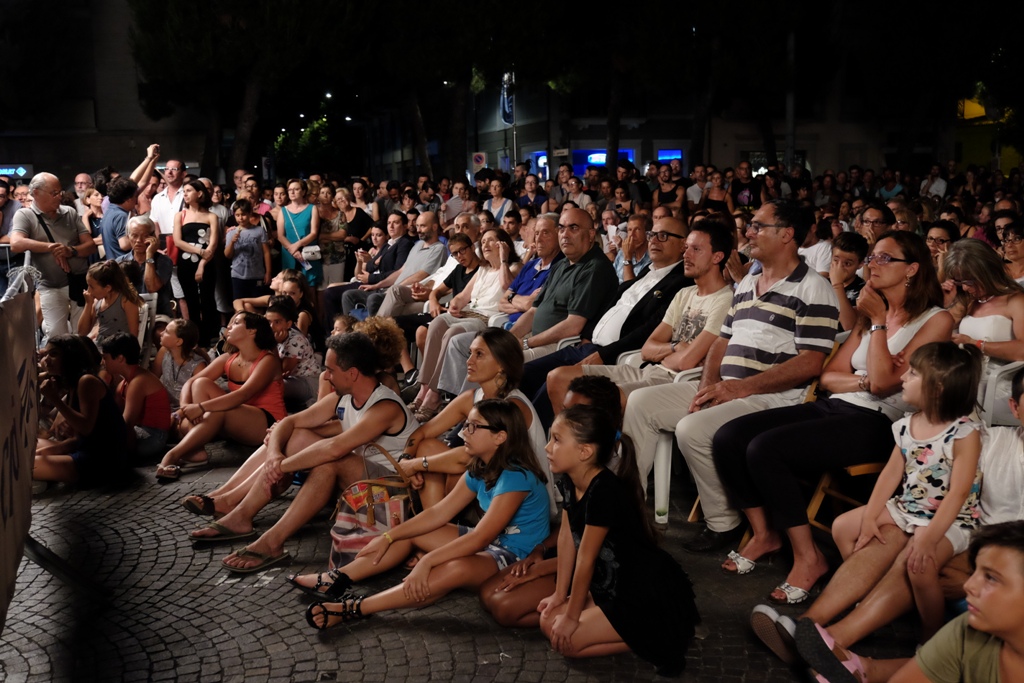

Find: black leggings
711;398;895;530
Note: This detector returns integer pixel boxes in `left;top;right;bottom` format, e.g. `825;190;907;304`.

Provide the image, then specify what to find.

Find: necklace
976;295;996;305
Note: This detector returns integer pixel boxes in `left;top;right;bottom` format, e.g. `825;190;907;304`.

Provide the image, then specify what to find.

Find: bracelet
198;402;204;412
383;532;394;544
857;375;868;392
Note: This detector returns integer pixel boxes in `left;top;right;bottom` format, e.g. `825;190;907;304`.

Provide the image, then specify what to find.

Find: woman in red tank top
156;312;285;482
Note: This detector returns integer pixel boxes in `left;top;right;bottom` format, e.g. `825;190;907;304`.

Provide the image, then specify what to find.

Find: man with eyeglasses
856;201;896;246
606;213;653;283
10;173;97;343
72;173;94;217
623;199;839;552
517;215;713;428
150;159;187;238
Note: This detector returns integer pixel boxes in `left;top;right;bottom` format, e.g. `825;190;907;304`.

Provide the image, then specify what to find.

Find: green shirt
917;613;1001;683
531;243;618;338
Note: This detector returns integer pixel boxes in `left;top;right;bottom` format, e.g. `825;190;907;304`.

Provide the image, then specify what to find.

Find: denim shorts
456;524;519;570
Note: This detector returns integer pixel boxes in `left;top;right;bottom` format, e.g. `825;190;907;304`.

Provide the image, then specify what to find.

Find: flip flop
179;459;211;474
181;494;217;517
223;548;292;574
795;618;866;683
190;522;257;545
156;464;181;484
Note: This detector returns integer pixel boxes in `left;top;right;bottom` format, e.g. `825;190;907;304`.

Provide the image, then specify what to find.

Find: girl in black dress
540;404;700;677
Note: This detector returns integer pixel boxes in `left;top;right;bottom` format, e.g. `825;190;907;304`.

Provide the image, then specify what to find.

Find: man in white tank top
189;332;416;573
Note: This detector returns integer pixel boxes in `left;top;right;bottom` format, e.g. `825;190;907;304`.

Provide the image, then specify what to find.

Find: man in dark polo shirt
435;207;618;396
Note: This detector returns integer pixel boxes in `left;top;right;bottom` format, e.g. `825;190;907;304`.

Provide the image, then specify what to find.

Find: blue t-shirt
464;467;550;560
99;205;131;261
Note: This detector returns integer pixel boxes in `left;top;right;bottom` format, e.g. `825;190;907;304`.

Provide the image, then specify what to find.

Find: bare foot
722;533;783;572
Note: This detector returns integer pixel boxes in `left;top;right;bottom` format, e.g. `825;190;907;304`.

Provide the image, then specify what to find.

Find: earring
905;275;912;288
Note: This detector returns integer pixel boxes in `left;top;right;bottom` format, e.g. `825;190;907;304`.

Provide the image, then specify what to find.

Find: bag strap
362;442;413;485
34;211;56;243
285;210;299;243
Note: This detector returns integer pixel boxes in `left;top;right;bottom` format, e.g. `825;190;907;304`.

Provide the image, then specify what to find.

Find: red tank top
226;350;287;420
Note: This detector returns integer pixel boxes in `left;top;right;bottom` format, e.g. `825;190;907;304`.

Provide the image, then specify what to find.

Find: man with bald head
10;172;97;342
517;213;697;424
341;210;448;317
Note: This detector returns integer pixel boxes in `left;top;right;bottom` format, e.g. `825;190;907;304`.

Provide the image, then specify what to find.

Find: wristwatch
869;324;887;333
507;292;515;303
421;457;430;471
145;258;155;264
522;338;530;351
69;246;78;258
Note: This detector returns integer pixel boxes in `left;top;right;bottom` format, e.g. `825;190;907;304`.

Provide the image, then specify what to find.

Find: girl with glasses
295;399;551;631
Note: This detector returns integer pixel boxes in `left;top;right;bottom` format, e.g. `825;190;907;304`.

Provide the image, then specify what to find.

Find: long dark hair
466;399;547;490
558;404;656;543
45;334;101;389
863;230;942;326
474;328;523;398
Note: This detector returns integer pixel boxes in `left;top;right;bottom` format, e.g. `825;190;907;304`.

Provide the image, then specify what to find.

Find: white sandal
769;581;811;605
723;550;757;575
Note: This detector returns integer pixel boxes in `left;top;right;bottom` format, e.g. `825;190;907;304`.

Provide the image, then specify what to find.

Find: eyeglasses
1003;235;1024;245
449;246;470;257
747;221;786;233
925;236;950;245
460;421;500;436
864;253;910;266
164;166;182;173
647;230;686;242
35;188;61;198
861;218;889;227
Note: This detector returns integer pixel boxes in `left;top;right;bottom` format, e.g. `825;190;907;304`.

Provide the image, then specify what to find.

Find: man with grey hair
10;173;97;342
73;173;94;216
117;215;174;316
376;211;482;318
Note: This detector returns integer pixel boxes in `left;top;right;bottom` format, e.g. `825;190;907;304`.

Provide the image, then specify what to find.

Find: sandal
768;581;812;605
286;569;353;600
181;494;217;517
156;464;181;484
722;550;757;575
407;398;423;412
414;405;438;423
795;618;867;683
305;595;368;630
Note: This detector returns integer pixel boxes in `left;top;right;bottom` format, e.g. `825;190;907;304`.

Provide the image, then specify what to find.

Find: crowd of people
9;146;1024;679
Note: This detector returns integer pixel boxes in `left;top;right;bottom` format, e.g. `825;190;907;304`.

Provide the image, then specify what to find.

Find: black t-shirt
443;263;478;296
730;178;761;210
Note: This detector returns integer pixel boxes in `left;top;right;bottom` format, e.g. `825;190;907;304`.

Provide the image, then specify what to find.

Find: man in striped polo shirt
622;199;838;552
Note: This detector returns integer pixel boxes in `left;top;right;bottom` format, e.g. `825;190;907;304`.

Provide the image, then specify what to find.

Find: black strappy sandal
286;569;353;599
305;595;367;630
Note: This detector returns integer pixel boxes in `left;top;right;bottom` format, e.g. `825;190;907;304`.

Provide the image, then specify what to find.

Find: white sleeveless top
837;306;944;421
337;384;417;469
467;266;506;318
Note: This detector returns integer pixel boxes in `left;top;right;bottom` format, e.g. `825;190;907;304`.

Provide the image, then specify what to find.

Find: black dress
558;469;699;675
177;221;220;344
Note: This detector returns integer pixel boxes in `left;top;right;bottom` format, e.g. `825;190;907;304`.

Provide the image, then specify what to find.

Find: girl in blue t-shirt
294;398;551;629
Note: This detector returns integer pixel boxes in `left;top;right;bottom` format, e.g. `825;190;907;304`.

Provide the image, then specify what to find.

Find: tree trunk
229;68;263;175
605;69;623;172
407;93;433;181
448;81;469;182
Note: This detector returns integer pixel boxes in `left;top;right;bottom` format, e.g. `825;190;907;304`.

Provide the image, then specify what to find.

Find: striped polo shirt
718;260;838;388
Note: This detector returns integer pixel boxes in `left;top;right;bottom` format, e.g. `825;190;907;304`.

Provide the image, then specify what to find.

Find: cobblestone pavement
1;446;921;682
